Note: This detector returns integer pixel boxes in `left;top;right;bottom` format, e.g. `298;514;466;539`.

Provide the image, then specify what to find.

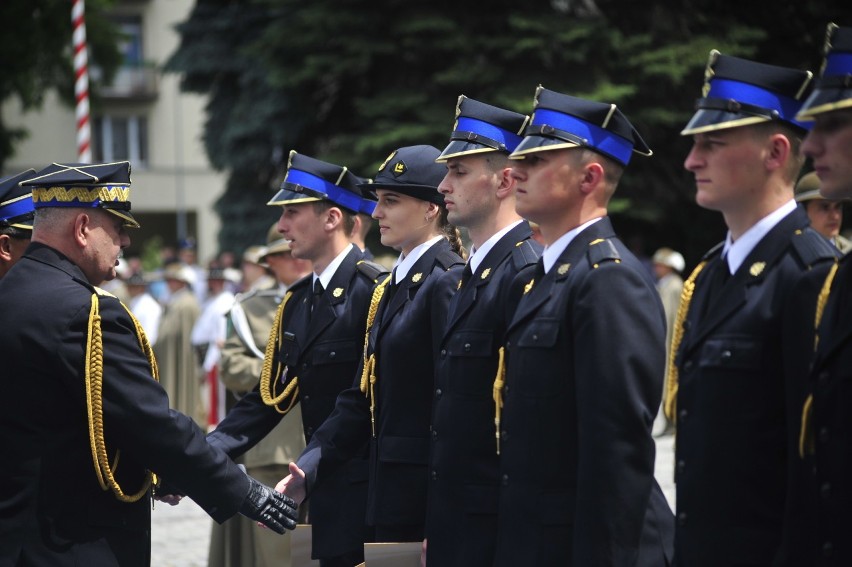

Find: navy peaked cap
682;51;813;135
798;24;852;119
437;96;529;162
0;169;37;230
268;151;370;214
362;145;445;205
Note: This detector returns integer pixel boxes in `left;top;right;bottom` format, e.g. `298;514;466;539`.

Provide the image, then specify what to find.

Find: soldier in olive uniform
495;88;674;567
666;53;839;566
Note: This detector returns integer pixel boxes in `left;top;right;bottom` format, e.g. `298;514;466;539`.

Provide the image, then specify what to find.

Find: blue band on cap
359;198;377;215
707;78;802;122
0;197;34;221
285;169;361;212
824;52;852;77
532;109;634;165
455;117;523;152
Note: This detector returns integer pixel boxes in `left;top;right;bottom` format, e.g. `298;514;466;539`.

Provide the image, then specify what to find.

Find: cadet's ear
579;161;605;195
496;166;516;200
765;133;792;173
0;234;12;261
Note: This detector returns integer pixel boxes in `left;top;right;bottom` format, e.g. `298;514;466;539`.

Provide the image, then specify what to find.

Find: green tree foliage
168;0;852;264
0;0;123;169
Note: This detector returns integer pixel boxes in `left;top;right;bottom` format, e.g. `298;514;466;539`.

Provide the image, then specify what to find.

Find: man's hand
239;476;299;534
275;461;307;505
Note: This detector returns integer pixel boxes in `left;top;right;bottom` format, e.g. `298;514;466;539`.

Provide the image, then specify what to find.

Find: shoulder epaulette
93;286;117;299
356;259;390;283
791;227;841;268
512;238;542;271
435;248;465;271
587;238;621;268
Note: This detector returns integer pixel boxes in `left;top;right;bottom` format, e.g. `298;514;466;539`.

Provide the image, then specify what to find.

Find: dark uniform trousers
208;246;386;563
673;207;838;567
425;222;541;567
494;218;674;567
298;239;463;543
0;244;250;567
791;252;852;566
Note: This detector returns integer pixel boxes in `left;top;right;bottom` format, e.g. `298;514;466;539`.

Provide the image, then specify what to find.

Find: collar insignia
523;278;535;294
557;263;571;275
749;262;766;277
480;267;491;280
411;272;422;283
333;287;344;297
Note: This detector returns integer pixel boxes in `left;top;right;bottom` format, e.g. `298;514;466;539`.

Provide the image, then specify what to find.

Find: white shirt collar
542;217;604;273
722;200;797;275
314;243;356;290
393;236;444;283
468;220;524;274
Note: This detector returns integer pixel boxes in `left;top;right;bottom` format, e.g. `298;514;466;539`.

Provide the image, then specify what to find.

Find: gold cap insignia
411;273;422;283
749;262;766;277
557;263;570;275
480;268;491;280
333;287;344;297
393;160;407;177
523;278;535;294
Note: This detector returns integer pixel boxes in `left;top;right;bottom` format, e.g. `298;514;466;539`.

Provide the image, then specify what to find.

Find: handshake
238;476;299;534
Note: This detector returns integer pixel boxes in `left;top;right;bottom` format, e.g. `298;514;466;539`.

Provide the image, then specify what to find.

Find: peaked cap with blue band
509;86;651;166
0;169;37;230
21;161;139;229
268;151;367;215
436;96;530;162
361;145;446;205
681;50;814;136
797;24;852;120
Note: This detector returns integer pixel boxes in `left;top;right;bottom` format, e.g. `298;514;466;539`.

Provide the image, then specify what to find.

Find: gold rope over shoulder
85;292;159;503
259;291;299;415
493;346;506;455
359;274;392;437
799;260;840;458
663;260;708;422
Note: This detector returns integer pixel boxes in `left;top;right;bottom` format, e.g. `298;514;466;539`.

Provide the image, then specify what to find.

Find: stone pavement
151;434;676;566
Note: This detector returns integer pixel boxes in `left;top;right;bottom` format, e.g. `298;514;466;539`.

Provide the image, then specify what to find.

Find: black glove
238;476;299;534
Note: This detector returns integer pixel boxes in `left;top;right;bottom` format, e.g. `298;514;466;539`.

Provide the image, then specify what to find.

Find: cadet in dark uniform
424;96;540;567
0;162;297;567
206;152;386;567
279;145;464;544
495;87;674;567
664;53;839;566
0;168;36;278
796;23;852;565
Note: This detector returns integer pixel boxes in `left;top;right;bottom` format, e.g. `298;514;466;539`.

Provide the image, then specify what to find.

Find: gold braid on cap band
359;275;392;437
799;260;840;458
85;291;159;503
259;291;299;415
492;346;507;455
663;260;708;422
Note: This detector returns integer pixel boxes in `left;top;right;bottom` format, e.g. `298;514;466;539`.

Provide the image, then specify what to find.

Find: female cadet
278;145;465;545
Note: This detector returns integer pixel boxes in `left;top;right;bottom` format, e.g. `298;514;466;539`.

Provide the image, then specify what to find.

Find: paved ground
151;434;676;566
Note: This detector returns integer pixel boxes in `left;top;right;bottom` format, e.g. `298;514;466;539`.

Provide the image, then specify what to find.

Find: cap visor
680;109;769;136
508;136;580;159
796;88;852;120
436;140;501;162
267;188;323;207
108;209;140;229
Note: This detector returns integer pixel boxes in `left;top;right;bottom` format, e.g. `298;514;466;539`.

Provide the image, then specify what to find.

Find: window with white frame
92;115;148;166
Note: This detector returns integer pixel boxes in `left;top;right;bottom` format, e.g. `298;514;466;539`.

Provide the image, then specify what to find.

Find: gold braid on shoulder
799;260;840;458
359;274;392;437
85;292;160;503
259;291;298;415
663;260;708;422
492;346;507;455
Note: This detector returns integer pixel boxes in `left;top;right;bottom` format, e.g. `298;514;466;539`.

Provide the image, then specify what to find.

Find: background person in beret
665;52;839;566
425;95;541;567
0;161;298;567
494;87;674;567
278;144;465;545
205;151;387;567
795;170;851;253
208;228;311;567
794;22;852;565
0;168;36;279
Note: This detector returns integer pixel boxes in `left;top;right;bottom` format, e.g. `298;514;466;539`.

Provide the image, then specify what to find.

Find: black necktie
311;279;324;315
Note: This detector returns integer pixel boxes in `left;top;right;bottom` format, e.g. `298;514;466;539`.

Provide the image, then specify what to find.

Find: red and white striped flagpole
72;0;92;163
